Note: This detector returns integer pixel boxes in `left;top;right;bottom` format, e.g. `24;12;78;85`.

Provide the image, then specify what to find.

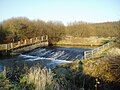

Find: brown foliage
0;17;120;44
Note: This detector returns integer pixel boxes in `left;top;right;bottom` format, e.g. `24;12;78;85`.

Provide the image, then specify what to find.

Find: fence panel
0;35;48;51
83;41;113;59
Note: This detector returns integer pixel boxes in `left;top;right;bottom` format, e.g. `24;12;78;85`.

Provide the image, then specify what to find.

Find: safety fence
0;35;48;51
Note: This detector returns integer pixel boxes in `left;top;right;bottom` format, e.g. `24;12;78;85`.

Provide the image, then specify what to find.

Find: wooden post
30;38;32;44
91;50;94;59
107;42;110;48
33;38;35;43
41;36;44;42
46;35;48;41
91;44;93;46
5;44;8;52
35;37;38;42
24;39;27;45
10;43;13;49
18;41;21;46
102;44;104;49
3;67;6;77
84;51;86;59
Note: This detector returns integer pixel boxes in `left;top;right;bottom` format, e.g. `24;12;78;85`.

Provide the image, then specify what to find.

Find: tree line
0;17;120;44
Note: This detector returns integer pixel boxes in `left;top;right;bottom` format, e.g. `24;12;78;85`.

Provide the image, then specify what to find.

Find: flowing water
0;46;91;70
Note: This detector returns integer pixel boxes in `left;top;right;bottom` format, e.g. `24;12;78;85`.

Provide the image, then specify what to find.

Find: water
0;46;91;70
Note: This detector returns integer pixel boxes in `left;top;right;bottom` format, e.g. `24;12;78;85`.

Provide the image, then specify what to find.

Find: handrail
83;41;114;59
0;35;48;51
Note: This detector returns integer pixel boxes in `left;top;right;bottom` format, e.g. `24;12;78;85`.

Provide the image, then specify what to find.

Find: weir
0;46;89;69
0;36;114;70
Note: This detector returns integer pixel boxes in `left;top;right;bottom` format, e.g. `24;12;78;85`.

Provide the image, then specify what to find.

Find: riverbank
52;36;113;46
53;47;120;89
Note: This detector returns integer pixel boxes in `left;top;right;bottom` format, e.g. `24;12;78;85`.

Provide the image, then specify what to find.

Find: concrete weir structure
0;35;49;56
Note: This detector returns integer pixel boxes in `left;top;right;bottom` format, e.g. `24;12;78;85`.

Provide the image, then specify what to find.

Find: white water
0;46;91;69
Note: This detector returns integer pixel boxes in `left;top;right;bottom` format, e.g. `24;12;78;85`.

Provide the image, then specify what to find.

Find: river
0;46;91;71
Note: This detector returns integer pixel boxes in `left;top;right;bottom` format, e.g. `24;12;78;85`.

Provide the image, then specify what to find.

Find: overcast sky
1;0;120;24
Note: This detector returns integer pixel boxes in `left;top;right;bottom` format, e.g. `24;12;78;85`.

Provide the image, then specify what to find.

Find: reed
26;66;59;90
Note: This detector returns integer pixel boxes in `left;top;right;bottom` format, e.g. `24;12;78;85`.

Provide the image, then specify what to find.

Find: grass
25;67;57;90
83;56;120;82
56;37;111;46
0;66;61;90
0;72;12;90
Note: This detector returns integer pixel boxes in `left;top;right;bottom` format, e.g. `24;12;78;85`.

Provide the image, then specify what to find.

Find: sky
1;0;120;24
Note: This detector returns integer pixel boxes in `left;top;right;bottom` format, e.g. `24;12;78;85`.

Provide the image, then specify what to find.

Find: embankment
52;36;112;46
53;47;120;89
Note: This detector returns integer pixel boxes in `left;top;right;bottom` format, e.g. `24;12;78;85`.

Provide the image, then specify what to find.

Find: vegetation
0;17;120;44
0;72;12;89
67;21;120;37
0;17;120;89
0;17;65;44
0;65;59;90
53;46;120;90
25;66;58;90
83;56;120;82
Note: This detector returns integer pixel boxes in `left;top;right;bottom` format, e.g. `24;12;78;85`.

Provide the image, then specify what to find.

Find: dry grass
56;36;111;45
26;67;59;90
83;51;120;83
107;47;120;56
